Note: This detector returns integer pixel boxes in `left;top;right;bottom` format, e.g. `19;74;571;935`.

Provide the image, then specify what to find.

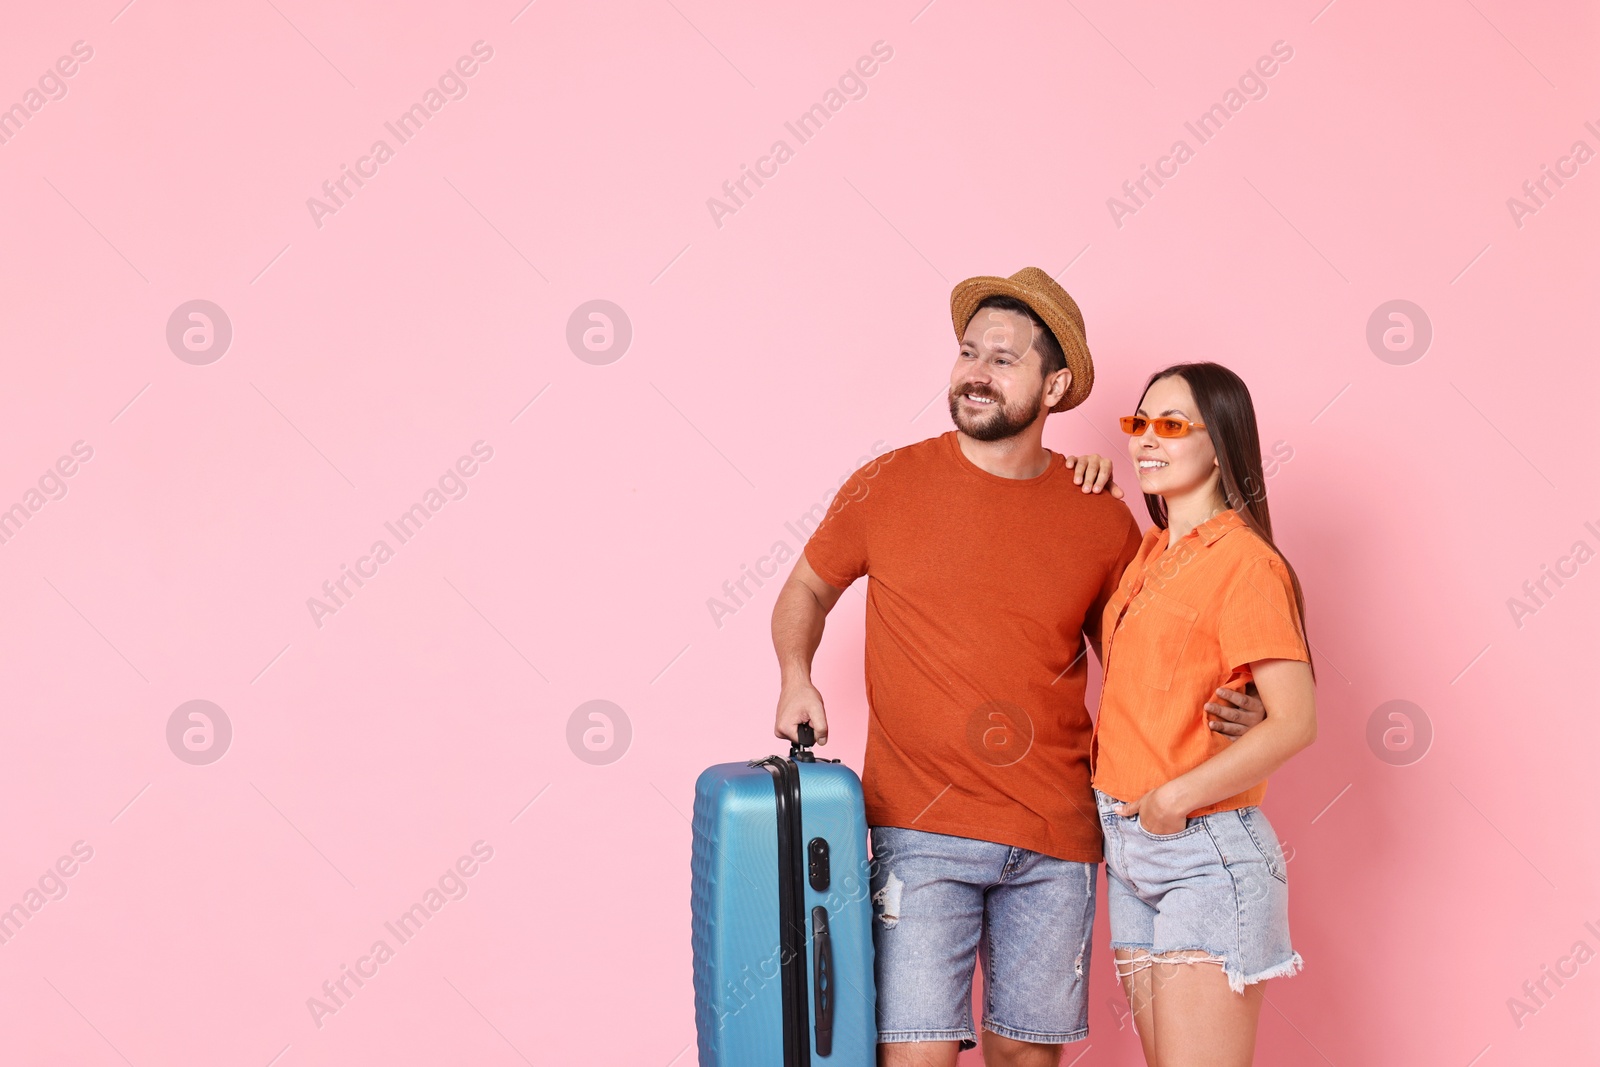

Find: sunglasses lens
1120;416;1146;435
1153;418;1185;437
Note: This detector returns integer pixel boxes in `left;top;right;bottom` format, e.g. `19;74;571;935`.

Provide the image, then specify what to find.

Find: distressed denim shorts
1094;788;1304;994
867;825;1096;1047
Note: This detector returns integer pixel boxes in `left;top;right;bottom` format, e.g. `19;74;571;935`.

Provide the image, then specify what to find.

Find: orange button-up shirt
1090;508;1310;814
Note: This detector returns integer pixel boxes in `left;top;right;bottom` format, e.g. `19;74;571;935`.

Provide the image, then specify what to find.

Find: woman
1089;362;1317;1066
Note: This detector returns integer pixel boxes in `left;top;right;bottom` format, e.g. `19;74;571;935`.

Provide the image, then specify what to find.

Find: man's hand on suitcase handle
776;678;829;746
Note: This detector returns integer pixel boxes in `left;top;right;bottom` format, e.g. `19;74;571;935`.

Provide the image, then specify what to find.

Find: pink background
1;1;1596;1064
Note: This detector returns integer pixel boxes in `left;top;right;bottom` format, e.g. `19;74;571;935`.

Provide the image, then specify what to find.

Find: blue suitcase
691;724;877;1065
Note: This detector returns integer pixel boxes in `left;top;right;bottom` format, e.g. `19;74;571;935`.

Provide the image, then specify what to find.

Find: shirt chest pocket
1128;590;1200;692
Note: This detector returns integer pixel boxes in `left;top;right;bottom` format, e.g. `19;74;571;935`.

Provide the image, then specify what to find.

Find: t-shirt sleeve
1083;507;1142;647
801;465;877;590
1217;555;1311;670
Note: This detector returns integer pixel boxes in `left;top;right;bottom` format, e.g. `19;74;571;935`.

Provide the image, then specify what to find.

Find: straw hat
949;266;1094;412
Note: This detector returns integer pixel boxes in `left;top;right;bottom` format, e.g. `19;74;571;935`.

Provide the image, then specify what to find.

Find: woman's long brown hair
1136;361;1313;672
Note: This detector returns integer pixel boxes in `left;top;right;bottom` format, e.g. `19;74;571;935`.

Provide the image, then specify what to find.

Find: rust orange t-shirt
1089;508;1311;815
803;431;1142;863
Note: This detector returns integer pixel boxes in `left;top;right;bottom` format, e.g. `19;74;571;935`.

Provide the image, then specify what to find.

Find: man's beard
948;382;1042;442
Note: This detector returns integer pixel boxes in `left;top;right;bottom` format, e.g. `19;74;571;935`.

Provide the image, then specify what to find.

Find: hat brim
950;275;1093;413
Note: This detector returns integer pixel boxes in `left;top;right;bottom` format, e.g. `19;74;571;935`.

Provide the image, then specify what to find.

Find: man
770;268;1265;1067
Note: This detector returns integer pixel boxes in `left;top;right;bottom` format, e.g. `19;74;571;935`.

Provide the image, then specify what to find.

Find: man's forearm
772;581;827;684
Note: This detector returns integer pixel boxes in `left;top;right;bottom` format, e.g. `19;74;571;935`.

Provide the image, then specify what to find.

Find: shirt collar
1158;508;1245;550
1194;507;1245;545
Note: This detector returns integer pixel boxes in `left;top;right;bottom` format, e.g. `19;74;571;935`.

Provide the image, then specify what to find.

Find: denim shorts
867;825;1095;1047
1094;788;1303;994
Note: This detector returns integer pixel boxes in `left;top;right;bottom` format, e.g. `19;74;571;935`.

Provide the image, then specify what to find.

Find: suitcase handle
811;905;834;1056
784;722;837;764
791;722;817;762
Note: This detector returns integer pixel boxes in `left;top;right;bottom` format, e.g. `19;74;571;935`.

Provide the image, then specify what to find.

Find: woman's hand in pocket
1117;785;1189;835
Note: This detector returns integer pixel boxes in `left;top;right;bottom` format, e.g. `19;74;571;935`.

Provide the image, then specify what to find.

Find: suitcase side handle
811;905;834;1056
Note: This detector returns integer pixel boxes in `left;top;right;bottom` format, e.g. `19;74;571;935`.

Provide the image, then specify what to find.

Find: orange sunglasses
1119;414;1208;437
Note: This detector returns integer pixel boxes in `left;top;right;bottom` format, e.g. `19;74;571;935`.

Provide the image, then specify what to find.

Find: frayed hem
1115;949;1228;981
1117;949;1304;994
1225;950;1304;994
